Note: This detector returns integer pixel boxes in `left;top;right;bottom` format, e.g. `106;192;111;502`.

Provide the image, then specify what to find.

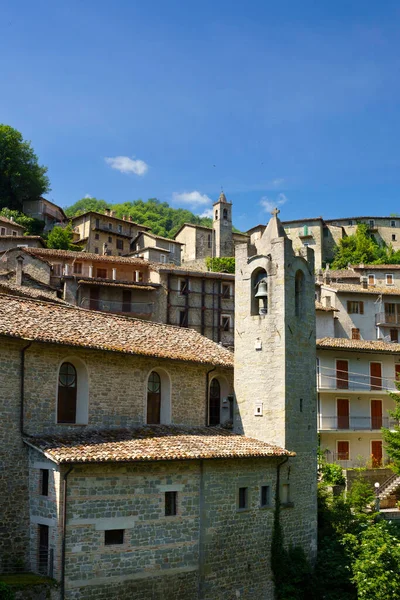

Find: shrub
0;583;15;600
347;478;375;513
321;463;345;485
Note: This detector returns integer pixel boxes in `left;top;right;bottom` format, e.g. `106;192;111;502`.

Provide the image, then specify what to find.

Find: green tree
47;225;75;250
349;521;400;600
331;224;391;268
382;379;400;473
64;197;109;217
205;257;235;273
0;125;50;210
0;208;44;235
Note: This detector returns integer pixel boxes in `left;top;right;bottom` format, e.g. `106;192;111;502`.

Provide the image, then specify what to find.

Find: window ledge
281;502;295;509
236;508;251;514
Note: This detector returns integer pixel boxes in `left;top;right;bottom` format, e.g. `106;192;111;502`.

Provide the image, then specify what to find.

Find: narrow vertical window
252;269;268;316
165;491;177;516
57;363;77;423
147;372;161;424
38;524;49;575
295;270;304;317
209;378;221;425
238;487;248;510
40;469;49;496
260;485;270;508
223;208;228;220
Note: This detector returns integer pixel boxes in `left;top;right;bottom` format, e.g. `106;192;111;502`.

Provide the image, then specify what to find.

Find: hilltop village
1;193;400;599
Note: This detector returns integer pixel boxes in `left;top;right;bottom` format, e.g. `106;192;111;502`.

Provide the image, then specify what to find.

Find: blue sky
2;1;400;231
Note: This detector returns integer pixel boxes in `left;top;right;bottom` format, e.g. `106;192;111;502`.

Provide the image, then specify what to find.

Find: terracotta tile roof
134;231;183;245
322;283;400;296
134;246;171;253
317;337;400;354
315;301;338;312
0;282;66;303
153;263;235;278
77;278;156;291
323;269;358;279
71;211;150;229
0;294;233;367
353;264;400;270
24;425;294;464
0;216;26;229
25;248;151;267
325;216;394;222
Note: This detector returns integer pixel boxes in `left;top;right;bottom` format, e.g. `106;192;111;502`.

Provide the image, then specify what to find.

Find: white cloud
199;208;214;218
105;156;148;176
271;178;285;188
172;190;212;207
260;192;288;214
84;194;92;199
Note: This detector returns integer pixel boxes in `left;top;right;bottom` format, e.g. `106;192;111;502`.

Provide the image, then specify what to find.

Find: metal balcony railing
317;366;398;391
323;452;390;469
318;415;397;431
375;312;400;326
80;297;154;315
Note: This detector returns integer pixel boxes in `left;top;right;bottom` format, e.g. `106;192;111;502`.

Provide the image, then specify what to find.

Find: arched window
58;362;77;423
223;208;228;220
295;270;305;317
209;378;221;425
251;268;268;316
215;210;218;220
147;371;161;424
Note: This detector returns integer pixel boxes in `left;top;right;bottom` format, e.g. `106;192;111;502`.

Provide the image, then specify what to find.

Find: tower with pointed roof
234;207;317;561
212;191;233;257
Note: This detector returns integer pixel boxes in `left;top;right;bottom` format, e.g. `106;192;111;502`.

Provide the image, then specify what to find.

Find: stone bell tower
212;191;233;257
234;208;317;559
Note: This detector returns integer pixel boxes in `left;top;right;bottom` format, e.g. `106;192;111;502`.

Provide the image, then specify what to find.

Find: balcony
318;416;397;431
80;298;154;316
317;366;398;392
375;312;400;327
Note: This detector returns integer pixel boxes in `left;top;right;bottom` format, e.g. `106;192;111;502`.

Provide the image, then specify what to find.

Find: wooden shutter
337;398;350;429
370;362;382;390
336;360;349;389
359;301;364;314
371;441;383;467
337;441;349;461
371;400;383;429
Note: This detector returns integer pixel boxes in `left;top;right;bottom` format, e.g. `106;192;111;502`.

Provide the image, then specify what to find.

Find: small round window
148;372;161;393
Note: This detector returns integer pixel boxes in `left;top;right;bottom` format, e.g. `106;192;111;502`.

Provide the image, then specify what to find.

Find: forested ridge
65;197;214;239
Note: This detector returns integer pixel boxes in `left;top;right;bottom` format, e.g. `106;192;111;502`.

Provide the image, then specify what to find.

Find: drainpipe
205;367;216;426
20;342;32;435
61;465;74;600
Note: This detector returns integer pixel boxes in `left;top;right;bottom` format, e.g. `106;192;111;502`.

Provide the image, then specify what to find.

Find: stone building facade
22;198;67;232
0;293;303;599
71;210;150;256
234;210;318;561
130;231;183;266
175;193;248;266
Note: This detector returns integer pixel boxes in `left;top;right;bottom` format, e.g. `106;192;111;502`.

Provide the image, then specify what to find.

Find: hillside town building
22;197;68;232
130;231;183;265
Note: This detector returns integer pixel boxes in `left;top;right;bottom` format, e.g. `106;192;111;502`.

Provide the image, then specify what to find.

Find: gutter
61;465;74;600
20;341;32;435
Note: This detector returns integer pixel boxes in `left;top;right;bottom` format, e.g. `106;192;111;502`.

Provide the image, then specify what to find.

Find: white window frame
0;227;5;235
391;220;396;228
386;273;394;285
221;314;232;332
178;278;189;296
369;219;375;228
221;283;232;299
336;440;350;461
367;274;376;286
169;243;175;254
160;254;166;263
12;230;18;236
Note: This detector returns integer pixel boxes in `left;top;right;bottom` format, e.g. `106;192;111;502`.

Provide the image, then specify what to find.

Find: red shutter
359;301;364;314
336;360;349;389
337;398;350;429
337;441;349;461
371;400;383;429
370;363;382;390
371;441;383;467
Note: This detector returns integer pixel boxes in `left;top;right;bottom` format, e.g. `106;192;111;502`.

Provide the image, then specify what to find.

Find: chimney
110;210;116;217
104;209;110;216
323;296;331;308
16;254;24;286
128;216;133;222
122;215;126;221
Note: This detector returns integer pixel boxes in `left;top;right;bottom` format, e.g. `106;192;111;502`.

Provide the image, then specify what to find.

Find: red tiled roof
24;425;294;464
317;337;400;354
77;278;156;291
25;248;151;267
353;264;400;270
315;301;338;312
0;294;233;367
322;283;400;296
0;282;65;303
0;216;26;229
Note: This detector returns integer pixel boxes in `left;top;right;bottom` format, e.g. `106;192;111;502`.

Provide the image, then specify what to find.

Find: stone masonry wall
0;339;30;572
20;342;232;435
61;458;278;600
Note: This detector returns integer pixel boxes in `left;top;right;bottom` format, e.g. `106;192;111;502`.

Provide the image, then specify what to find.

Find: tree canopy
331;223;400;268
0;125;50;211
0;208;44;236
65;197;214;239
47;225;76;250
382;379;400;474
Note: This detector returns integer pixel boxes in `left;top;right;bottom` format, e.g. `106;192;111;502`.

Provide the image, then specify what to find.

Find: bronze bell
255;279;268;299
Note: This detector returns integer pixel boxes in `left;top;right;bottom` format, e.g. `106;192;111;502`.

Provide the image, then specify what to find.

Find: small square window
369;220;375;228
108;236;112;244
238;486;248;510
40;469;49;496
392;234;397;242
94;247;99;254
0;227;5;235
390;329;398;342
108;223;112;230
352;328;360;340
160;254;166;263
368;274;375;285
179;279;188;295
348;220;353;226
165;491;177;516
118;225;122;233
104;529;124;545
221;315;231;331
116;239;123;250
95;233;99;240
391;220;396;228
95;218;100;228
386;274;394;285
260;485;270;508
73;262;82;275
179;310;188;327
